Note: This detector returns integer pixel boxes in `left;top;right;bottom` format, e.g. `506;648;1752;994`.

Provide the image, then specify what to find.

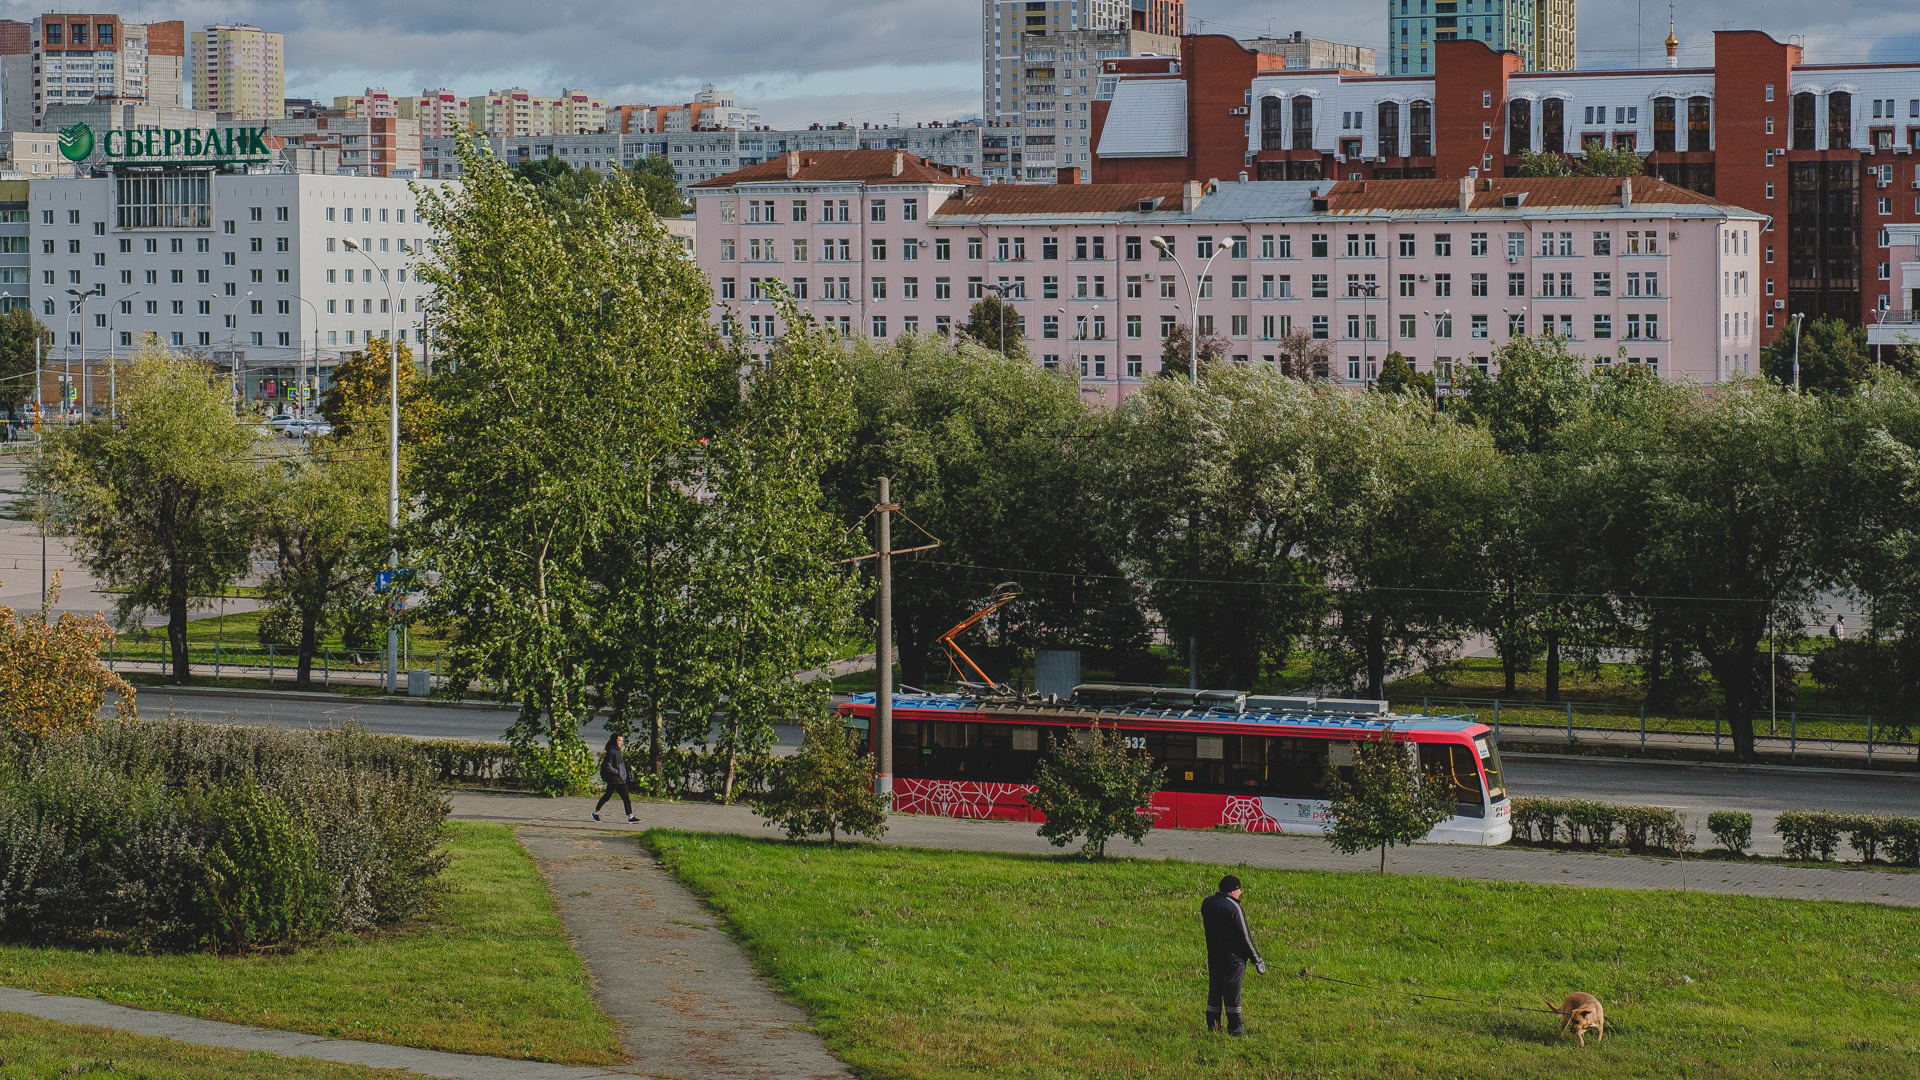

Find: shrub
0;719;449;951
1322;735;1455;874
0;576;137;738
749;717;889;844
255;606;299;647
512;734;597;797
413;739;525;786
1027;723;1167;859
1838;814;1888;863
1508;796;1563;843
1707;811;1754;855
1620;806;1692;853
1564;800;1620;846
1883;817;1920;868
1775;810;1844;861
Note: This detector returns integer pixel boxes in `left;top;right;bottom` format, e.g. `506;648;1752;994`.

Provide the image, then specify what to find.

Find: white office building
31;171;444;409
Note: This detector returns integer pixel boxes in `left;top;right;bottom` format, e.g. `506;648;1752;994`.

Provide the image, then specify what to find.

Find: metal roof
1096;79;1188;158
842;692;1483;735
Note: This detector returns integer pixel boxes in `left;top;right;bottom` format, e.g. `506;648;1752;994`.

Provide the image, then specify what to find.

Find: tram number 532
1123;736;1146;750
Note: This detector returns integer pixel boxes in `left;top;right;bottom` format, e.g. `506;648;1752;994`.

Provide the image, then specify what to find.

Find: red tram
838;684;1512;845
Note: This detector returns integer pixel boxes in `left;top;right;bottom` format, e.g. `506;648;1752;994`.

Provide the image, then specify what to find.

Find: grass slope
0;1012;409;1080
0;822;619;1066
648;831;1919;1080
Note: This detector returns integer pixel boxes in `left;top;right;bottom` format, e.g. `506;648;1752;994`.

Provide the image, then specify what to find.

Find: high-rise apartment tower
189;24;285;121
1388;0;1575;75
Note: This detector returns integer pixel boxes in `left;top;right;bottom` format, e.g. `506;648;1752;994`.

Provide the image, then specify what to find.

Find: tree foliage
1373;351;1435;399
1026;723;1165;857
0;573;137;738
748;717;889;843
1322;735;1456;873
1759;315;1872;393
30;344;260;683
1156;322;1231;379
515;154;690;219
0;307;50;417
257;429;387;688
317;337;435;443
960;295;1028;361
1578;145;1647;177
823;334;1138;687
1515;149;1575;177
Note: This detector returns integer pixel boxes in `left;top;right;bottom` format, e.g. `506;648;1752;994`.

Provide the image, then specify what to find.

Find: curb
125;684;512;712
1503;750;1920;782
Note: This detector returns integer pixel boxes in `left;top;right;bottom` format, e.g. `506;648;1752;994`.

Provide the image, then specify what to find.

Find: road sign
387;595;406;617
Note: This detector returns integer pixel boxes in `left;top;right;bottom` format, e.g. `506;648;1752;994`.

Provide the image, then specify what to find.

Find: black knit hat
1218;874;1242;894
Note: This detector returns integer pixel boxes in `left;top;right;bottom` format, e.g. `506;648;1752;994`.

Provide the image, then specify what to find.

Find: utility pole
875;476;894;797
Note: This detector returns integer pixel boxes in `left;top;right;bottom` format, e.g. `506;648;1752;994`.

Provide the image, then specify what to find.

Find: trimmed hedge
0;720;450;952
1707;811;1754;855
1774;811;1920;865
1508;797;1692;853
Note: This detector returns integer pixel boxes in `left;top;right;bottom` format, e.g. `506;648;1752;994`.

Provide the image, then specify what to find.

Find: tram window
1197;736;1224;759
895;721;922;748
1420;742;1486;817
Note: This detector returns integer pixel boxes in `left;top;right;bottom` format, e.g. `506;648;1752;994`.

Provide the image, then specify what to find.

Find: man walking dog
1200;874;1265;1036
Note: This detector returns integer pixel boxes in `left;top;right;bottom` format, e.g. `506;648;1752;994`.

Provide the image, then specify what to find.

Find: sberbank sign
58;122;274;164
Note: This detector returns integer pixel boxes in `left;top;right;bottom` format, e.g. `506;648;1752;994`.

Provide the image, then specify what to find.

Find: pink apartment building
693;151;1763;400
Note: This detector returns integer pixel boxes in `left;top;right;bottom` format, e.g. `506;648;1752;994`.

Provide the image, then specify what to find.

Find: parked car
264;413;299;433
300;419;334;438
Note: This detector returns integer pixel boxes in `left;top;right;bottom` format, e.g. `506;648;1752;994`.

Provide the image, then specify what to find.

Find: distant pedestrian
593;732;638;824
1832;616;1846;640
1200;874;1266;1036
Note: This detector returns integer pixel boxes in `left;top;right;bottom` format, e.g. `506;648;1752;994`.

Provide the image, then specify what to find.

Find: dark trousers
1206;959;1247;1034
596;780;631;816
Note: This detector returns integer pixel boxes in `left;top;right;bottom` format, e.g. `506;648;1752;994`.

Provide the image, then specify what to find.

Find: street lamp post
983;281;1017;357
1424;308;1452;405
107;290;141;420
297;296;322;418
344;239;407;694
215;291;253;414
1150;235;1225;383
1790;310;1806;393
65;286;103;415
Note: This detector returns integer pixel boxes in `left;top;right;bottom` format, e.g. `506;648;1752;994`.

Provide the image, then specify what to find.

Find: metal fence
104;640;443;690
1404;695;1917;766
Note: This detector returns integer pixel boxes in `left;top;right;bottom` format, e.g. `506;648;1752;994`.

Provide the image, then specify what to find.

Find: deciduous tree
257;431;387;688
1759;315;1871;393
0;307;50;421
1026;723;1165;858
317;337;434;442
30;344;260;683
1323;734;1456;873
960;295;1027;361
1156;322;1230;379
748;717;889;843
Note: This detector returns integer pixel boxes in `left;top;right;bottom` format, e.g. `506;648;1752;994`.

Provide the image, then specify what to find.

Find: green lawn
107;609;450;672
0;822;620;1066
647;831;1918;1080
0;1013;408;1080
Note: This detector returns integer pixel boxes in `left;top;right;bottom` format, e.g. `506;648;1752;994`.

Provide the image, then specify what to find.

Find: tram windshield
1477;735;1505;799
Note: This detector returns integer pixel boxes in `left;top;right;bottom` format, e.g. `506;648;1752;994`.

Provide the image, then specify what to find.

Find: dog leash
1294;968;1564;1014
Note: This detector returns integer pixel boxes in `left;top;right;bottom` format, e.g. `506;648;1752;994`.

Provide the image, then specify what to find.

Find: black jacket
1200;892;1263;965
600;735;627;785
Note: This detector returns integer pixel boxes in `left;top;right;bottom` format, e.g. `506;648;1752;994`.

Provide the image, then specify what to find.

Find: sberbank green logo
57;122;94;162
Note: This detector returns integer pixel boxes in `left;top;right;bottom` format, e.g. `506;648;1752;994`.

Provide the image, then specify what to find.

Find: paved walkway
453;792;1920;909
518;828;853;1080
0;985;649;1079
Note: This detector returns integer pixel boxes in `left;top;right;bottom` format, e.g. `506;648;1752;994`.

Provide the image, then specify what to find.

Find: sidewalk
0;985;650;1080
518;828;853;1080
452;791;1920;909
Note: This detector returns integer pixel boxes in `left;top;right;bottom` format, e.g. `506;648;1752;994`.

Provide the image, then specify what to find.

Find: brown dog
1548;992;1605;1047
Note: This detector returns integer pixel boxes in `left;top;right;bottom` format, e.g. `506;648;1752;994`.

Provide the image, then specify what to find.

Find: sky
13;1;1920;129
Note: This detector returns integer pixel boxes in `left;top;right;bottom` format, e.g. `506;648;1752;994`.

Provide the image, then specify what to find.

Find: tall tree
30;344;259;682
415;134;732;788
683;300;865;801
959;296;1027;361
1307;394;1504;697
630;155;692;218
1457;334;1600;698
1516;149;1575;177
1106;366;1326;690
1625;378;1847;759
0;307;50;421
1273;328;1332;381
1578;145;1647;177
257;430;388;688
824;334;1138;687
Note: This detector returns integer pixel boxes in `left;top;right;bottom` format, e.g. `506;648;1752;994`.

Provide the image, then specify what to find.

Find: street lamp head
343;239;360;252
1150;236;1170;252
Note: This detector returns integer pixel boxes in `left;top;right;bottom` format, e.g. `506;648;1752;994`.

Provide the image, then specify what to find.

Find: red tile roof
691;149;981;188
932;183;1187;216
1321;175;1724;212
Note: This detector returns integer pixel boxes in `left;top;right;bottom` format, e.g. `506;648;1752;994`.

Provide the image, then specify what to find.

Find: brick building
690;150;1761;401
1094;31;1920;342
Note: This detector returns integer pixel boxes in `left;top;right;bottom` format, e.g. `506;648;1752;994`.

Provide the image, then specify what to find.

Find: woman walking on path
593;732;639;824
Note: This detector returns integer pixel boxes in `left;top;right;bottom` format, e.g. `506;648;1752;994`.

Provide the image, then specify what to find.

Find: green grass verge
0;821;620;1066
0;1012;408;1080
646;830;1917;1080
106;609;450;669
